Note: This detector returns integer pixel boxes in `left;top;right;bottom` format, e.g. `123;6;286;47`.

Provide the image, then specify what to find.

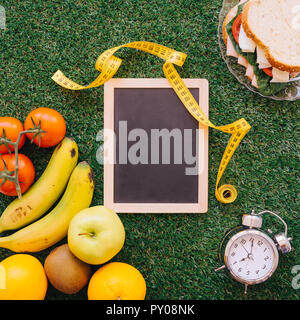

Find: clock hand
250;239;254;254
239;257;248;262
241;244;250;255
246;259;250;267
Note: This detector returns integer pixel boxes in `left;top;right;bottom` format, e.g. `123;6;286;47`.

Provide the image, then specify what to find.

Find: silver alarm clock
215;210;292;294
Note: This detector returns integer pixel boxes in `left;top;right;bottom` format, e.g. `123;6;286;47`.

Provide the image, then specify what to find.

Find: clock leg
244;284;248;294
214;265;226;272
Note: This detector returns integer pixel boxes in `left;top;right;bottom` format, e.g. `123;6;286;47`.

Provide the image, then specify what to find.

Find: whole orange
0;254;48;300
88;262;146;300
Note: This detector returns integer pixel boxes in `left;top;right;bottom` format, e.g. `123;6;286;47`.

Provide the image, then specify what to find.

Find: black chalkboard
104;79;208;213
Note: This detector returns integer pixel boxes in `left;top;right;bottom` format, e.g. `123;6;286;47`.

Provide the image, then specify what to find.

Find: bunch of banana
0;161;94;252
0;137;78;233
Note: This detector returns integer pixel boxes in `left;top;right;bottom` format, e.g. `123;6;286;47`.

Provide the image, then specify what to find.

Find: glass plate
218;0;300;101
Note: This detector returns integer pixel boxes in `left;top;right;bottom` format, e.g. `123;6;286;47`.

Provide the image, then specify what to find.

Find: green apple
68;206;125;265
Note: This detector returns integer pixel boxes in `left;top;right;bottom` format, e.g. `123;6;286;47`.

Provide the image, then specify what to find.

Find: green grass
0;0;299;300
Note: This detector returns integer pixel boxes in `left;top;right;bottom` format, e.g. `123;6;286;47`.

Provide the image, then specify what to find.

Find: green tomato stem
0;127;47;199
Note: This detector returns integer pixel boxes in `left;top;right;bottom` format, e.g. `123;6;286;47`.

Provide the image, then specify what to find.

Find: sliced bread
223;5;238;45
242;0;300;72
222;0;248;45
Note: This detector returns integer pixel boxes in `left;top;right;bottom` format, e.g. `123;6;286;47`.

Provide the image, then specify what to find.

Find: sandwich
222;0;300;96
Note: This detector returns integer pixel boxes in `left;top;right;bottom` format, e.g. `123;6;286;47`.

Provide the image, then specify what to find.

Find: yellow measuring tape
52;41;251;204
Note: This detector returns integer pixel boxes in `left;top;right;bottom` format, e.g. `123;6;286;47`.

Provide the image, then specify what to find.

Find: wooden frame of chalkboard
103;78;208;213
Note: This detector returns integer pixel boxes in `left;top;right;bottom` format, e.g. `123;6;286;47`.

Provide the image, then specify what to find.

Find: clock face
225;230;279;284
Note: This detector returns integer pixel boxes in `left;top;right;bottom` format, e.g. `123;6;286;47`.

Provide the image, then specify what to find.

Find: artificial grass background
0;0;299;300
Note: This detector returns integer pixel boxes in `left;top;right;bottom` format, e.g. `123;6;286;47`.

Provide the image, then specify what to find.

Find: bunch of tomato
0;107;66;196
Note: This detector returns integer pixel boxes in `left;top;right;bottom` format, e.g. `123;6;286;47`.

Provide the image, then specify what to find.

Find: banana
0;162;94;253
0;137;78;233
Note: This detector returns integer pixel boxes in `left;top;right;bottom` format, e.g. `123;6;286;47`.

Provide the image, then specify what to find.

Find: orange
0;254;48;300
88;262;146;300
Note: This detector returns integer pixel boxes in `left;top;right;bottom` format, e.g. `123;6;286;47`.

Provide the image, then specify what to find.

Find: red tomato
0;117;26;154
0;154;35;196
232;14;242;44
262;67;273;77
24;107;66;148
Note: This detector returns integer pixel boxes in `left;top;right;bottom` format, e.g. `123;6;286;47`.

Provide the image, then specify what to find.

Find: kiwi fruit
44;244;91;294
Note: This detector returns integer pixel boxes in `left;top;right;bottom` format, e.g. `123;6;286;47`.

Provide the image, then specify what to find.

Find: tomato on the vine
24;107;66;148
0;154;35;196
0;117;26;154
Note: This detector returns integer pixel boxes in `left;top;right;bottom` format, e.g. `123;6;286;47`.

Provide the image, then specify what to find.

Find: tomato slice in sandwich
232;14;242;44
262;67;273;77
